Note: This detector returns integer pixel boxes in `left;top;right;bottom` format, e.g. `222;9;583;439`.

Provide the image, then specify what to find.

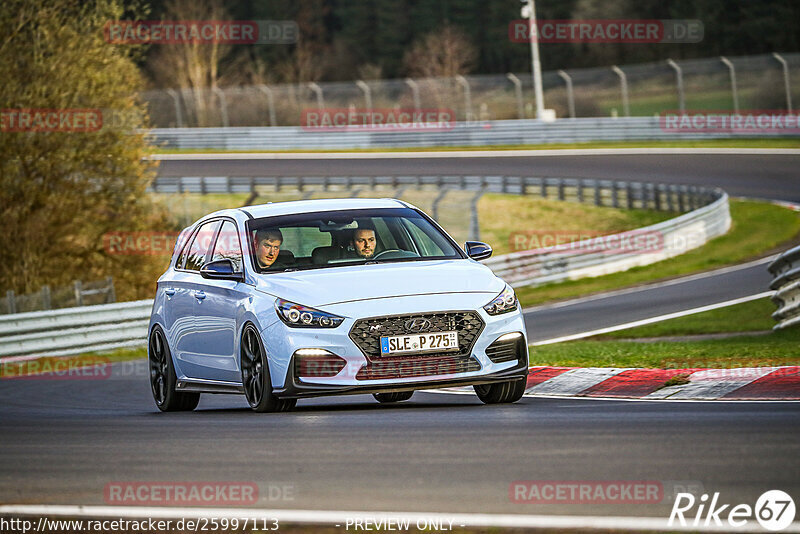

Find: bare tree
402;25;476;79
147;0;231;126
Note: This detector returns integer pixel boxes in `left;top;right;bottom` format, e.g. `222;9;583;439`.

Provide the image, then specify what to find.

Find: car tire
241;324;297;413
473;378;527;404
373;391;414;403
148;325;201;412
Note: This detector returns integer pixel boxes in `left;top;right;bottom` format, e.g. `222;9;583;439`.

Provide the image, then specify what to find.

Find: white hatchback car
148;198;529;412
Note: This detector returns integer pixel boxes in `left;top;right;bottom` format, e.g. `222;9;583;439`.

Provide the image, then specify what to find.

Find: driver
254;228;288;269
350;228;377;259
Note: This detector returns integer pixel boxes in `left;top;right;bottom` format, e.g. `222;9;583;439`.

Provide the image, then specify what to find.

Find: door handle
194;290;206;301
164;288;176;296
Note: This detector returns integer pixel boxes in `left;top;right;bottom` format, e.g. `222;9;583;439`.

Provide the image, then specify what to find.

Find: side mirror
200;259;244;281
464;241;492;260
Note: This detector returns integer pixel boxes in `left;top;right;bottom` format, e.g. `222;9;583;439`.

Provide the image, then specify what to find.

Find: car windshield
247;207;464;273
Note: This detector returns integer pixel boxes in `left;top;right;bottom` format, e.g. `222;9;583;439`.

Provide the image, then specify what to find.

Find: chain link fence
2;278;116;315
141;53;799;127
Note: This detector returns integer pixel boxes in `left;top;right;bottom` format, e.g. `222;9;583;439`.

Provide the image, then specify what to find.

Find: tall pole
526;0;545;118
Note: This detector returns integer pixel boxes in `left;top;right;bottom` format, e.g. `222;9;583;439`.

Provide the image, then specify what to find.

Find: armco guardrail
1;180;727;360
769;245;800;330
0;300;152;360
148;116;798;151
484;191;729;287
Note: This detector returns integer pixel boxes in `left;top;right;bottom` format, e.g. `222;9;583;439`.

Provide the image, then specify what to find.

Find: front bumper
261;304;529;399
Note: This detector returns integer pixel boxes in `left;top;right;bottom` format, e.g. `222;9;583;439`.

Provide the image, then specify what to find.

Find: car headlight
483;284;518;315
275;298;344;328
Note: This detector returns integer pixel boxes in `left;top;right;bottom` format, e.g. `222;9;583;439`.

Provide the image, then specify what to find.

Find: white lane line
522;255;778;314
150;148;800;160
525;367;631;396
645;367;784;400
3;504;797;533
531;291;774;346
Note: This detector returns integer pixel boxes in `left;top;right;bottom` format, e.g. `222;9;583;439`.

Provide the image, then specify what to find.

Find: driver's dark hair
255;228;283;244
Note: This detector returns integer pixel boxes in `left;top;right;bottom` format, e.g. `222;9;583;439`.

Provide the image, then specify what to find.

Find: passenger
349;227;377;259
254;228;289;269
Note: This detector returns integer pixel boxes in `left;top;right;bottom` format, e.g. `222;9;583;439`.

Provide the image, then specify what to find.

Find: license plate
380;331;459;355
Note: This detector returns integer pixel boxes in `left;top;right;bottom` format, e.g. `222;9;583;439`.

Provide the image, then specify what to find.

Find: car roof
239;198;410;219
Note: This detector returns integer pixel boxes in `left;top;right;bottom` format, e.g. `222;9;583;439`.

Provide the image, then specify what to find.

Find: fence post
356;80;372;110
106;277;116;304
540;178;547;199
6;290;16;314
719;57;739;113
556;70;575;119
455;75;473;122
612;182;619;208
41;285;51;310
577;179;584;203
626;183;634;209
405;78;421;112
667;59;686;113
308;82;324;110
212;87;229;127
469;189;485;241
165;88;184;128
506;73;524;119
74;281;83;307
558;180;565;201
593;180;601;206
258;84;277;126
611;66;630;117
432;188;449;221
772;53;793;112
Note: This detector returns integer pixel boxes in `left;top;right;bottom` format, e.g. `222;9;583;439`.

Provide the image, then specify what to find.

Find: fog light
294;349;347;378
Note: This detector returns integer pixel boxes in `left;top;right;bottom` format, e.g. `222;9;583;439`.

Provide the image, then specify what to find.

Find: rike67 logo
669;490;796;531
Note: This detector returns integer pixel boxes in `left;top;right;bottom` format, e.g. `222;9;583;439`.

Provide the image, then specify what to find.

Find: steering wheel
371;249;417;260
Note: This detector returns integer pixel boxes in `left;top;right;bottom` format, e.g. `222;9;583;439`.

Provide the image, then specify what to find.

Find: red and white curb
437;366;800;400
528;366;800;400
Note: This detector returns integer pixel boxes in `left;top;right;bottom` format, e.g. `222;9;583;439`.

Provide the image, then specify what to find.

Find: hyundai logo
404;318;431;332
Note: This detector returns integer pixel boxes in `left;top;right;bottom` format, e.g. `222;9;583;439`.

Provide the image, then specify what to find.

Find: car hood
252;259;504;309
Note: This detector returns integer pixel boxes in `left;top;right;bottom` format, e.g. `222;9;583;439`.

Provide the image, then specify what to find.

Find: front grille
349;311;485;360
485;336;523;364
356;353;481;380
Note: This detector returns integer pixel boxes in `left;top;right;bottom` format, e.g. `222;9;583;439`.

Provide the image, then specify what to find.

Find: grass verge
516;200;800;307
152;138;800;154
528;328;800;369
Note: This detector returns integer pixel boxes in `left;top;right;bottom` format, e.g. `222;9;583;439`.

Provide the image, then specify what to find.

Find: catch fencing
769;245;800;330
142;53;799;127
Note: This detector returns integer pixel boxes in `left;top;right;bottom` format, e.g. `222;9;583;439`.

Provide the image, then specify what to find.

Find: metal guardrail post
772;53;793;112
308;82;324;110
611;182;619;208
106;277;116;304
455;75;473;122
6;291;15;314
720;57;739;113
506;73;524;119
165;89;184;128
611;66;630;117
356;80;372;110
258;84;277;126
468;189;485;241
405;78;421;112
74;281;83;307
212;87;229;127
41;286;51;310
557;70;575;119
667;59;686;113
432;188;450;221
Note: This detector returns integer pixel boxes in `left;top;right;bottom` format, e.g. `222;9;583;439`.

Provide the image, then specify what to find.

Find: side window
211;221;243;272
184;220;221;272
